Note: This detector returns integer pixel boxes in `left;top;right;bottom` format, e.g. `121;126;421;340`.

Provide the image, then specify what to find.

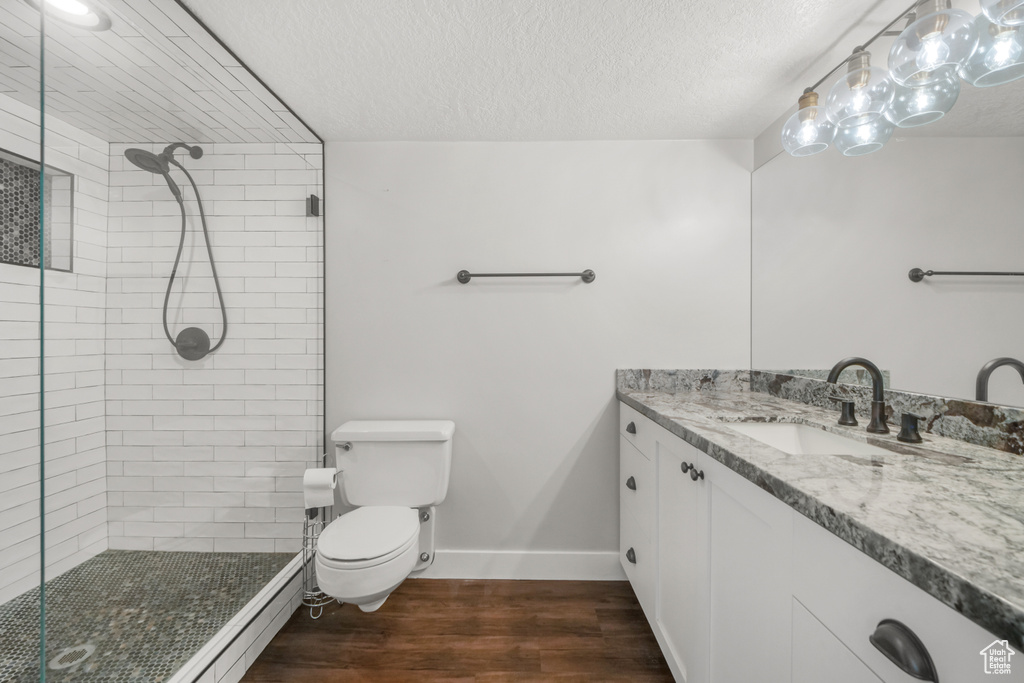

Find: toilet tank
331;420;455;507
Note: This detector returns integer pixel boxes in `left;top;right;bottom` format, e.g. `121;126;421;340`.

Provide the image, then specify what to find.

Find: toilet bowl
314;505;421;612
313;419;454;612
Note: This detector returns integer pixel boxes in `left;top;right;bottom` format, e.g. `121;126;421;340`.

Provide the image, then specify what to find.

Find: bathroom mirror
751;3;1024;408
0;148;73;272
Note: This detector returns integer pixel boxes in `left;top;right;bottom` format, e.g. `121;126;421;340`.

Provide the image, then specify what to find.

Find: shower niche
0;147;73;272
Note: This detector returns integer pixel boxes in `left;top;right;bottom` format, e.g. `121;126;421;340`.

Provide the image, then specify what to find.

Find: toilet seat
317;506;419;569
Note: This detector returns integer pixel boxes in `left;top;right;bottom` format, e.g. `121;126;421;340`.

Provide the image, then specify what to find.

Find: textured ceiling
182;0;1024;141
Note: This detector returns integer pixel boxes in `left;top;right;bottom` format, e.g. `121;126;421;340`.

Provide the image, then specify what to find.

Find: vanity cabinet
619;401;1020;683
620;404;791;683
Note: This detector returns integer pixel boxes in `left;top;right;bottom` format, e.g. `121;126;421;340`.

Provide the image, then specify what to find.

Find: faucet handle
897;413;925;443
829;395;858;427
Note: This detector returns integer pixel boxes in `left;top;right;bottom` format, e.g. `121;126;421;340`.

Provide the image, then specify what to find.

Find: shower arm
163;159;229;354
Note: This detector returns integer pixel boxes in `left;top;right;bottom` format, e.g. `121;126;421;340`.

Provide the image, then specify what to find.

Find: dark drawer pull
869;620;938;682
625;547;636;564
625;476;636;491
626;421;637;434
690;468;704;482
681;461;692;474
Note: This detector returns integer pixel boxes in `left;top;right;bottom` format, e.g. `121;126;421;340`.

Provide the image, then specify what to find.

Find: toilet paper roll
303;467;338;509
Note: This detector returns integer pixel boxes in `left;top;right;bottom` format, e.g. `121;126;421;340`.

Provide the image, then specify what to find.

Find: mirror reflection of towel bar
457;269;595;284
909;268;1024;282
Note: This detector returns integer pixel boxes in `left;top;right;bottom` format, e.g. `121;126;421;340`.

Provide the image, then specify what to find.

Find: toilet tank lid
332;420;455;443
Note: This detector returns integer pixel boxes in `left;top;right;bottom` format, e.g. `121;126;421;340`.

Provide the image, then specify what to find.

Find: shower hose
163;159;228;355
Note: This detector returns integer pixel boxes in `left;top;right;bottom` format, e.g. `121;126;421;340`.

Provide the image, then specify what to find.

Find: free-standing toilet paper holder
302;463;340;618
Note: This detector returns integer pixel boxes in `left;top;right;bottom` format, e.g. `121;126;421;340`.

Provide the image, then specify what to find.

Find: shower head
124;148;170;175
124;148;184;202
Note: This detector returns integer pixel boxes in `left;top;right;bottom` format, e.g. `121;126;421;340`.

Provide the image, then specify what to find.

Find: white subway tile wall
106;141;324;555
0;93;110;605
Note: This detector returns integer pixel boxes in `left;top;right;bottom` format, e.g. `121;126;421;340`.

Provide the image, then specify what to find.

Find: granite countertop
617;387;1024;648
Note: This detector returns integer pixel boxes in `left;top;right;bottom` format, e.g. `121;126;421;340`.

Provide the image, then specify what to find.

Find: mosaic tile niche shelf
0;149;73;271
0;550;293;682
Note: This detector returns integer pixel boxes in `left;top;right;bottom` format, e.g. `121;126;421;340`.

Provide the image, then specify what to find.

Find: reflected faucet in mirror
976;358;1024;402
827;357;890;434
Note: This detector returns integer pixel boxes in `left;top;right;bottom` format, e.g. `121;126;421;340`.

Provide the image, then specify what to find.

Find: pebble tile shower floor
0;550;293;682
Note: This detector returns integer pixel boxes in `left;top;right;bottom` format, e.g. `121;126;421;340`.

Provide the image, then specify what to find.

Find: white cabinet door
702;453;793;683
793;599;883;683
656;434;708;683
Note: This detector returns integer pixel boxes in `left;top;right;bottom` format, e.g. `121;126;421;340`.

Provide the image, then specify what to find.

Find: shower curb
168;552;304;683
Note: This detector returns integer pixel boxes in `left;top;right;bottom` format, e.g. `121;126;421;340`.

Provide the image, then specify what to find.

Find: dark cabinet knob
690;468;704;482
869;619;938;682
625;547;636;564
625;476;636;491
680;461;692;474
626;421;637;434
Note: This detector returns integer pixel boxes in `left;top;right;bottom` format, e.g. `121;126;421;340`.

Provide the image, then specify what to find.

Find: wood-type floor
243;579;673;682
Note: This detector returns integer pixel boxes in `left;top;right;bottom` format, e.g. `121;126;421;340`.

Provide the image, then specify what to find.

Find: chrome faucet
827;357;889;434
976;357;1024;402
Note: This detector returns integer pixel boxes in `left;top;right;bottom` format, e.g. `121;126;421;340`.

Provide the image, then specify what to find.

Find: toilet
314;420;454;612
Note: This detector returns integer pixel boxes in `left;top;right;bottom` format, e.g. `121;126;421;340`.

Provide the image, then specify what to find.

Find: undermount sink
725;421;892;457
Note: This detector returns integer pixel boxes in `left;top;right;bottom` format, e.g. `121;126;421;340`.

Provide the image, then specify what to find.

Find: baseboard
416;549;626;581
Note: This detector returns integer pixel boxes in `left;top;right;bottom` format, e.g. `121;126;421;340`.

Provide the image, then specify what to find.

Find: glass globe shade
889;2;979;85
782;105;836;156
825;57;895;127
960;15;1024;86
981;0;1024;26
884;73;960;127
834;117;895;156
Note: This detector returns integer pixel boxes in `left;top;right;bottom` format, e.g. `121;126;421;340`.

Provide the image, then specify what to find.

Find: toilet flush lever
338;442;352;451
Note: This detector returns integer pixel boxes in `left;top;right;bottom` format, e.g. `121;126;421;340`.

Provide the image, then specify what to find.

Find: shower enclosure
0;1;324;680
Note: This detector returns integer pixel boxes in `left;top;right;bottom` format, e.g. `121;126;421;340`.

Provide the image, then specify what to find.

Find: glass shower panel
36;2;326;678
8;0;328;679
0;1;45;681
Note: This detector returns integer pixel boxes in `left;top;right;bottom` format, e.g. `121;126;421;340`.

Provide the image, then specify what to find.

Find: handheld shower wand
123;143;227;360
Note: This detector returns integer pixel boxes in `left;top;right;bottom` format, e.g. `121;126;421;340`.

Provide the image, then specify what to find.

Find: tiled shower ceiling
0;0;320;144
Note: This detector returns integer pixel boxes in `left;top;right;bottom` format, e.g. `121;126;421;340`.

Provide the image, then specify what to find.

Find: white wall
752;137;1024;406
0;92;109;604
325;141;751;577
105;142;324;553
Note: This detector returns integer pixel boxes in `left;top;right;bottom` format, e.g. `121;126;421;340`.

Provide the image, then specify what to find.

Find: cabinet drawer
793;599;882;683
619;402;656;458
620;500;654;615
620;435;654;538
793;513;1023;683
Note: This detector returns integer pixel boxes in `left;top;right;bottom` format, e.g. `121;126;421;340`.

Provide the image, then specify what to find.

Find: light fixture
980;0;1024;26
24;0;112;31
960;14;1024;85
889;0;978;85
781;91;836;156
884;71;960;126
825;50;895;127
834;117;895;156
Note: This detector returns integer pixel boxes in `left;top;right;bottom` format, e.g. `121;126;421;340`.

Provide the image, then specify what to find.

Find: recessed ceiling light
24;0;112;31
47;0;89;15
